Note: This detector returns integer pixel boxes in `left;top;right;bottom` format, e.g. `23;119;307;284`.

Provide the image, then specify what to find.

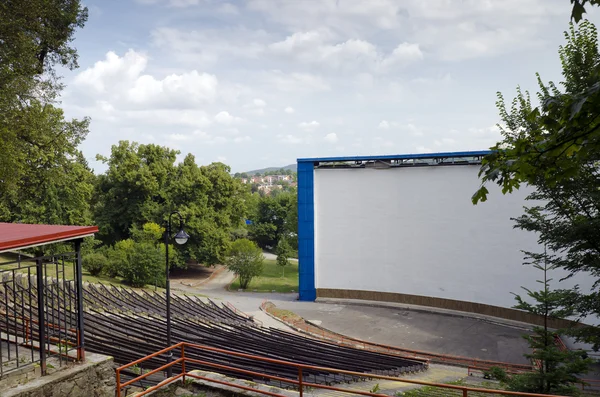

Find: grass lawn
230;259;298;293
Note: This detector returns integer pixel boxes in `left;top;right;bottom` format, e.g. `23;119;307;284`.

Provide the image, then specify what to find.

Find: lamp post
165;211;189;377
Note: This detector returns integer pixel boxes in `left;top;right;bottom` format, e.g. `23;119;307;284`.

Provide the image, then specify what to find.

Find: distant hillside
244;164;297;175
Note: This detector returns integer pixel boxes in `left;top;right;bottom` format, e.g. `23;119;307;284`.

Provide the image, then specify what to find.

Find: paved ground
170;263;533;365
274;301;532;364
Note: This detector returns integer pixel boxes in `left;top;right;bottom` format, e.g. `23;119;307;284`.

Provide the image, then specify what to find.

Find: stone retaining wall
3;352;115;397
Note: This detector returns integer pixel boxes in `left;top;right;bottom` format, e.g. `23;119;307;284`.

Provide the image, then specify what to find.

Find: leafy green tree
95;147;248;266
571;1;600;22
0;1;90;224
473;20;600;204
82;253;108;276
105;241;129;278
498;251;591;395
131;222;184;269
94;141;178;243
275;238;292;277
169;158;248;265
119;241;163;288
474;21;600;349
225;239;264;289
250;191;297;249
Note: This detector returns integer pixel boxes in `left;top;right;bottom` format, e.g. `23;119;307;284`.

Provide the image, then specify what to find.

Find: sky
60;0;599;173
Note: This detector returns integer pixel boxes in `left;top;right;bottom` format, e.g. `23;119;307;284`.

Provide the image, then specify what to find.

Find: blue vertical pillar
297;161;316;301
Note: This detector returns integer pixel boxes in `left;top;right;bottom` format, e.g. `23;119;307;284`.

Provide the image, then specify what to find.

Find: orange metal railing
115;342;572;397
1;314;83;360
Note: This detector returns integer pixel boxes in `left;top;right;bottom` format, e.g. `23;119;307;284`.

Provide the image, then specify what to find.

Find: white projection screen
313;165;591;311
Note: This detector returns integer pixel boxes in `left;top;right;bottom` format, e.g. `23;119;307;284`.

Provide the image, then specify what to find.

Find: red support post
298;367;303;397
116;369;121;397
181;344;186;384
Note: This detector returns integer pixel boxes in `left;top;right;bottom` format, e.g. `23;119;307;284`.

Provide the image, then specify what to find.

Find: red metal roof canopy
0;223;98;253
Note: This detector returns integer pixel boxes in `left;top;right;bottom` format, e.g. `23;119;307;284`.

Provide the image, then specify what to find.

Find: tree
474;21;600;350
571;1;600;22
275;238;292;277
105;241;129;278
0;105;94;225
94;147;248;266
171;160;248;266
249;191;297;249
0;0;92;227
495;250;591;395
82;253;108;276
0;0;92;226
131;222;184;269
94;141;178;243
119;241;163;288
473;20;600;204
225;239;264;289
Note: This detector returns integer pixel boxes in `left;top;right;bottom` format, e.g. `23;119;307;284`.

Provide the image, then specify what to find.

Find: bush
82;253;108;276
121;242;164;287
104;245;128;278
225;239;264;289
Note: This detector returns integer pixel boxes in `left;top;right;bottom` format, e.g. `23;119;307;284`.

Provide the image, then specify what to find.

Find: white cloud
378;120;390;129
217;156;227;162
193;131;228;145
264;70;330;93
214;111;244;125
168;133;191;141
73;50;219;109
247;0;408;34
74;50;147;93
242;98;268;116
268;30;421;72
249;0;565;63
151;27;266;66
217;3;239;14
128;70;218;107
434;138;456;146
372;137;394;149
234;136;252;143
378;43;424;71
402;123;423;136
64;0;587;174
298;120;320;131
279;134;304;144
324;133;338;143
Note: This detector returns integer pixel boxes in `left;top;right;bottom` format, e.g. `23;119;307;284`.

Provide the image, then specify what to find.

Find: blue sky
60;0;599;173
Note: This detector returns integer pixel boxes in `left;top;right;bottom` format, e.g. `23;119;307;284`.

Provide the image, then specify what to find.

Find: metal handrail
115;342;570;397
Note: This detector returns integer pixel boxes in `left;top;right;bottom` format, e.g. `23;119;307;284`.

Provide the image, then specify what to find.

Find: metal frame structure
296;150;491;301
0;222;96;378
116;342;570;397
0;247;86;377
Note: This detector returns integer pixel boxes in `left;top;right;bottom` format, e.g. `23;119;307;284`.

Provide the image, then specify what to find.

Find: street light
165;211;189;377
